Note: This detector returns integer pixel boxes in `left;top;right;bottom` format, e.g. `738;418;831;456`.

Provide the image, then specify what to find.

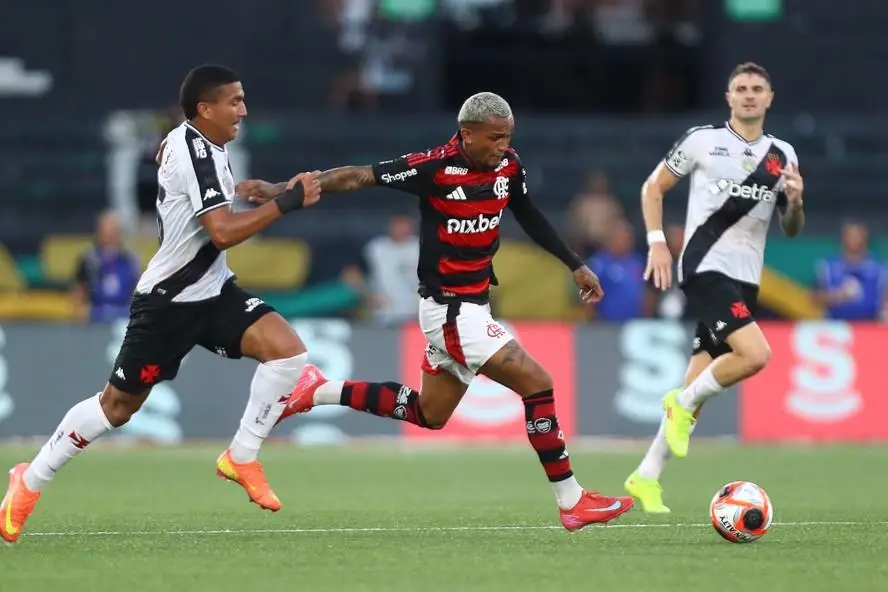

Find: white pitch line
25;520;887;538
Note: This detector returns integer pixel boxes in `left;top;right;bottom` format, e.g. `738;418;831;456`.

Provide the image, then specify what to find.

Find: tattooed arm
317;166;377;193
236;156;431;203
234;166;375;202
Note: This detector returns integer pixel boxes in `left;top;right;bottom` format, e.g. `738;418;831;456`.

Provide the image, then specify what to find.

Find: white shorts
418;297;514;385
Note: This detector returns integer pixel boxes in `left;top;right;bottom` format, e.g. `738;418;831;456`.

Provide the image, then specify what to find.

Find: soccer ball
709;481;773;543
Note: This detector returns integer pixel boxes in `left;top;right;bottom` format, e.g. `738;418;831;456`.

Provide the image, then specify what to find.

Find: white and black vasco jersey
665;122;799;286
134;122;234;302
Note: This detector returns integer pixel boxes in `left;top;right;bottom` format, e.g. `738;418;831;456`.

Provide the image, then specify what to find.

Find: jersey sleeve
371;151;439;196
663;127;708;178
175;132;230;216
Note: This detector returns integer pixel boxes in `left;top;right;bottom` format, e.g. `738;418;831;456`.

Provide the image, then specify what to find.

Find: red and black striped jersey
371;133;529;304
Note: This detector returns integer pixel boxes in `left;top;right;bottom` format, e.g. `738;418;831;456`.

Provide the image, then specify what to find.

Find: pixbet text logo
446;214;501;234
381;169;417;184
710;179;776;203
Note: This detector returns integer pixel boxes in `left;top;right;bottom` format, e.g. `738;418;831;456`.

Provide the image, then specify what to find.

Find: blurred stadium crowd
1;0;886;325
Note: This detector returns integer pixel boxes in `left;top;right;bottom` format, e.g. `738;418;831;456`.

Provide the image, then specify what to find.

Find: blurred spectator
539;0;588;34
325;0;435;112
342;215;420;325
654;222;687;319
71;211;140;324
584;217;653;321
814;220;888;321
443;0;516;30
135;106;184;234
567;170;624;258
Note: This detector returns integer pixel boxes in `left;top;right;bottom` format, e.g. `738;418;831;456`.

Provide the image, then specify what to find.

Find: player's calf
479;340;584;509
277;364;458;429
16;385;136;499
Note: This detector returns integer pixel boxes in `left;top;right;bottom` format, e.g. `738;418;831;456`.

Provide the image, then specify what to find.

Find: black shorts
109;279;275;394
681;272;759;358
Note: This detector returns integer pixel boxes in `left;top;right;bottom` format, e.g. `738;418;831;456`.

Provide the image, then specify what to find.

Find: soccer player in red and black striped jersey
238;92;634;529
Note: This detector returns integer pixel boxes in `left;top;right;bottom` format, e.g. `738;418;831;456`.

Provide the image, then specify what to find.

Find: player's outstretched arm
201;173;321;250
317;166;377;193
236;166;377;204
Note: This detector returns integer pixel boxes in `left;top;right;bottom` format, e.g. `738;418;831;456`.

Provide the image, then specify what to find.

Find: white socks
229;353;308;463
23;393;113;492
677;366;724;410
553;476;583;510
636;364;725;481
313;380;344;405
637;416;670;480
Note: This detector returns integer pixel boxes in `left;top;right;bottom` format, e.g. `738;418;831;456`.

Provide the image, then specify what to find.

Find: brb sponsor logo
446;213;501;234
709;180;776;203
381;169;417;184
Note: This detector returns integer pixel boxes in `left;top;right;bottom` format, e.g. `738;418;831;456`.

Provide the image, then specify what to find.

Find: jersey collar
185;122;226;151
725;121;764;145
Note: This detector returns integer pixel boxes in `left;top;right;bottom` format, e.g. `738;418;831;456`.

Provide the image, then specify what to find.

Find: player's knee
749;343;771;373
742;344;771;376
417;403;450;430
100;385;148;427
423;416;448;430
520;367;553;397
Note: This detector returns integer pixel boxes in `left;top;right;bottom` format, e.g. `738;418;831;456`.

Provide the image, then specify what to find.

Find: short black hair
179;64;240;120
727;62;771;89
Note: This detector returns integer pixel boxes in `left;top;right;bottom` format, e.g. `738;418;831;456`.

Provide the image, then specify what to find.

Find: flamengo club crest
493;176;509;199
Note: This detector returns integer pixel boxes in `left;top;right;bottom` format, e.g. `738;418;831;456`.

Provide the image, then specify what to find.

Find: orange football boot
215;450;281;512
1;463;41;544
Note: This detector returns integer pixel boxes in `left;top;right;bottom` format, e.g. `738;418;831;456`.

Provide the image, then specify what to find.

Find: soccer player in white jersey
0;65;322;543
624;62;806;512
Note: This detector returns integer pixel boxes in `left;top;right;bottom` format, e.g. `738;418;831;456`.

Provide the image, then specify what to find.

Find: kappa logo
203;188;221;202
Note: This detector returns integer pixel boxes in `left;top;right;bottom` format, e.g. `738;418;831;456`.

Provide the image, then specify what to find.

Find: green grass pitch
0;442;885;591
